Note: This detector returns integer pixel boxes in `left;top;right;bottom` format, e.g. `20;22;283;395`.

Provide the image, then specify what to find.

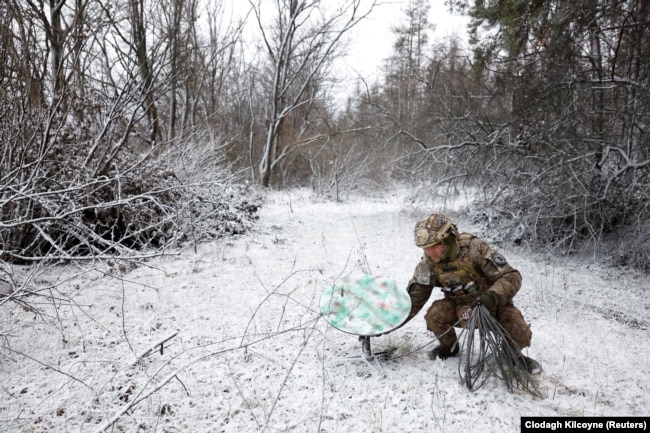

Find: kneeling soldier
404;213;542;374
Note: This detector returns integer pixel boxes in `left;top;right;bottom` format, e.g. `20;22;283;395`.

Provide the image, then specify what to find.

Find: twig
263;325;318;431
92;320;320;433
121;279;135;359
1;346;93;390
133;331;180;364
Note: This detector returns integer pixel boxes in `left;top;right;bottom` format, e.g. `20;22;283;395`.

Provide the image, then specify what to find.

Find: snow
1;187;648;432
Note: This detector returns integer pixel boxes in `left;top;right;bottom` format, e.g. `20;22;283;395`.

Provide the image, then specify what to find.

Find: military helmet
414;213;458;248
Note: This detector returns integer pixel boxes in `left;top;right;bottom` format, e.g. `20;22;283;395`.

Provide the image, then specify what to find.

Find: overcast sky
224;1;470;105
343;1;470;81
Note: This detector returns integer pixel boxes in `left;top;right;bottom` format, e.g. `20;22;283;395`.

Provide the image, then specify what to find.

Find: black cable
457;305;542;396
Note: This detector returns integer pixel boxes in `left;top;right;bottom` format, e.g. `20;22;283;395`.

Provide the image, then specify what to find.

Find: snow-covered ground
1;188;648;432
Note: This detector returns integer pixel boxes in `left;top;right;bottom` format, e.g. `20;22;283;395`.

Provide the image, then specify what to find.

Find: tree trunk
129;0;160;145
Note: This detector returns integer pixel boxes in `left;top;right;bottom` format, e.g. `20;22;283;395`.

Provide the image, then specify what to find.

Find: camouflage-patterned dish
320;275;411;336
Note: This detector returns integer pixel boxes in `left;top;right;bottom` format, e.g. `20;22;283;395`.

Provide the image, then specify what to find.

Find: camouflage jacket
406;233;522;320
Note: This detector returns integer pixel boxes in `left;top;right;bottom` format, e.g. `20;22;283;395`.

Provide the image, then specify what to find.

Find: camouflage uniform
407;214;533;357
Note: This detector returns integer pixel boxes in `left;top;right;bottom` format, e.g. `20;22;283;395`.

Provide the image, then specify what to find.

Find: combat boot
519;355;543;375
428;344;459;360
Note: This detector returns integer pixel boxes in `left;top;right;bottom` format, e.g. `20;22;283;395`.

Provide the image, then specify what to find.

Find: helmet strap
441;236;459;261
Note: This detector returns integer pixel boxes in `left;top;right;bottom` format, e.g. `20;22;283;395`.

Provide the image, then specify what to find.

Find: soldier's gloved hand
475;291;498;317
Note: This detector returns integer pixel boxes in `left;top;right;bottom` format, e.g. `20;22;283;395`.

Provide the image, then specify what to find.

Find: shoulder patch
413;259;432;285
491;252;507;267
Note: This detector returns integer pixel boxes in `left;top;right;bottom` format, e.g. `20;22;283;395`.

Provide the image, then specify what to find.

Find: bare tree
0;0;260;265
126;0;161;144
430;0;650;268
383;0;431;137
249;0;377;187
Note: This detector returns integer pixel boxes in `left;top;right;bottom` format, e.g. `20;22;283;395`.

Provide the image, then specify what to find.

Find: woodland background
1;0;649;281
1;2;649;430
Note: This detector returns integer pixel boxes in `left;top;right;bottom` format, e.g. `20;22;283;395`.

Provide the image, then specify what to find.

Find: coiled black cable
457;304;542;396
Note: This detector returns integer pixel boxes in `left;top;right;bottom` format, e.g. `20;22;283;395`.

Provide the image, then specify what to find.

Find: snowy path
0;189;648;432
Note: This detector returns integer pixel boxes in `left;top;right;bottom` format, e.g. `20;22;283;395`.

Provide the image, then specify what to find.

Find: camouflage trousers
424;297;532;354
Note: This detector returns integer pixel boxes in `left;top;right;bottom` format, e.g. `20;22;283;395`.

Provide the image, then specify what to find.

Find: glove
475;291;498;317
